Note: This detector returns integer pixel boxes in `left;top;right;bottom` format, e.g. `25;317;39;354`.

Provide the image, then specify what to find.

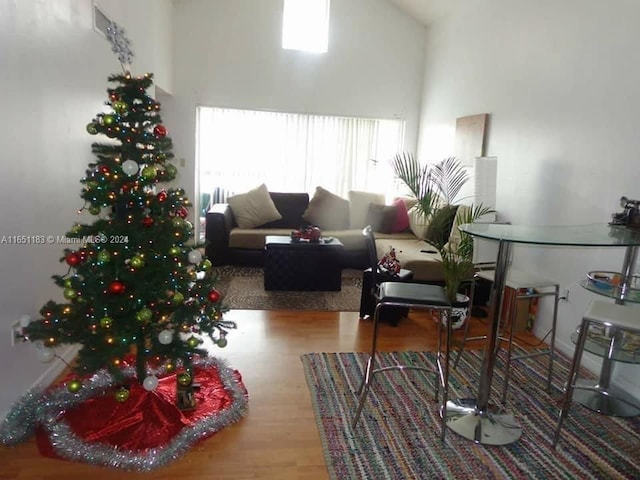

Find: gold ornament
177;372;192;386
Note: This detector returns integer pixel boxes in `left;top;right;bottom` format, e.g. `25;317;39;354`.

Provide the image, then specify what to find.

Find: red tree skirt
31;356;248;470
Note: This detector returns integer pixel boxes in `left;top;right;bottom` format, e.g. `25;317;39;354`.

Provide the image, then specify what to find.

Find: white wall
0;0;171;418
162;0;426;212
419;0;640;395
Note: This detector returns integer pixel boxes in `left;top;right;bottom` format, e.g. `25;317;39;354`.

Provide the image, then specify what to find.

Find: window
196;107;405;205
282;0;330;53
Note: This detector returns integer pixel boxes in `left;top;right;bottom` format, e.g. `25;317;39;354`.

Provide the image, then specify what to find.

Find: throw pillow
302;187;350;230
365;203;397;234
408;205;430;240
348;191;385;229
227;184;282;229
448;204;471;248
391;198;410;233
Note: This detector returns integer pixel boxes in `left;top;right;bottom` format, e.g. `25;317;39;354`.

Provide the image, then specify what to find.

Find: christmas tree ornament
142;375;159;391
63;278;73;288
96;250;111;263
107;280;126;295
102;114;115;126
217;336;228;348
165;163;178;177
171;217;185;228
153;125;167;138
135;308;153;322
142;216;154;227
112;100;128;114
114;387;130;403
67;379;82;394
63;288;77;300
177;372;192;386
130;255;145;269
169;246;181;256
175;206;189;218
157;190;167;202
172;292;184;304
187;250;202;264
208;289;221;303
141;165;157;180
86;122;98;135
88;205;101;215
121;159;139;176
65;252;81;267
186;336;199;348
36;345;55;362
200;259;212;271
100;316;113;328
158;329;173;344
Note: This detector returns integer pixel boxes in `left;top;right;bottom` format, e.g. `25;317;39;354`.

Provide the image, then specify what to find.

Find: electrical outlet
561;289;570;302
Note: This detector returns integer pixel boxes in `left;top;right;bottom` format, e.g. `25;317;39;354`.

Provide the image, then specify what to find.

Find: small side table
359;267;414;326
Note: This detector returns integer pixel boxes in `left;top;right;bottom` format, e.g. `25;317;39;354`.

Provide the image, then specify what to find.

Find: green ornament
63;279;73;288
136;307;153;322
115;387;130;402
172;292;184;304
141;165;157;180
100;316;113;328
97;250;111;263
177;372;192;386
112;100;127;114
165;164;178;177
102;114;115;126
217;337;228;348
130;255;145;269
70;224;83;234
67;379;82;393
156;153;167;163
187;336;199;348
63;288;77;300
184;220;193;231
200;259;212;271
172;217;185;228
169;246;181;256
86;123;98;135
88;205;101;215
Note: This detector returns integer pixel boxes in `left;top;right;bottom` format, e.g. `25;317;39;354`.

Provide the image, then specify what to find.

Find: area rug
301;349;640;480
212;266;362;311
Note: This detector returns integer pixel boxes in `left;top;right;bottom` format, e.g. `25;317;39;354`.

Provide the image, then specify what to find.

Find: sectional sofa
204;184;472;282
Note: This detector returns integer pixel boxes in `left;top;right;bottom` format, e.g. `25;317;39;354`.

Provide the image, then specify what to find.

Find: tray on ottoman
264;235;345;291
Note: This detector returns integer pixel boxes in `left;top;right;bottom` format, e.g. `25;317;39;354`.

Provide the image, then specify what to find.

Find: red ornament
153;125;167;138
65;252;81;267
157;191;167;202
99;165;110;174
142;217;154;227
175;207;189;218
207;289;221;303
107;280;126;295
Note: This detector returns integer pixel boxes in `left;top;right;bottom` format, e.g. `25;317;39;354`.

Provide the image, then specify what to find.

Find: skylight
282;0;330;53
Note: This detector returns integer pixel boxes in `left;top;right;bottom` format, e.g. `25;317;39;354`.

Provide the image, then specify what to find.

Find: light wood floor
0;310;544;480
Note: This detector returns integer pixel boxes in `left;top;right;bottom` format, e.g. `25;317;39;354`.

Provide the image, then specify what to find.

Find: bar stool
454;268;560;403
352;226;453;441
553;299;640;448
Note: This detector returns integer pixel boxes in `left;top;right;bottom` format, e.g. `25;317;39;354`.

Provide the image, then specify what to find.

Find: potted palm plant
392;153;495;326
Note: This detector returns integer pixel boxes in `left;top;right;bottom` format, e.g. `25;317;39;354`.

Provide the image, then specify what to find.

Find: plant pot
445;293;470;330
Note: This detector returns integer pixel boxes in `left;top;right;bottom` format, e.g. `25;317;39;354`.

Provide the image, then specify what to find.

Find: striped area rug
301;350;640;479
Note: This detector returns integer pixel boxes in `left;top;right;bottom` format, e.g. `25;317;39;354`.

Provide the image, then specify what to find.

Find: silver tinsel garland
0;356;248;471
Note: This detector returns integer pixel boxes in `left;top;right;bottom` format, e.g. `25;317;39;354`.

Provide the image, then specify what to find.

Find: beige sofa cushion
227;184;282;228
303;187;349;230
348;190;385;229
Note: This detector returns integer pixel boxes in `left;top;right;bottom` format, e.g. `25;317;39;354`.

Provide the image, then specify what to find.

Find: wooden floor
0;310;545;480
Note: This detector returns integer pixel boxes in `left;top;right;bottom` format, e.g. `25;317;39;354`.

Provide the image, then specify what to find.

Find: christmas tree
21;71;234;405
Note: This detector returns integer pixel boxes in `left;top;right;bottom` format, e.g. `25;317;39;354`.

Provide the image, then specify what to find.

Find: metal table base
445;398;522;445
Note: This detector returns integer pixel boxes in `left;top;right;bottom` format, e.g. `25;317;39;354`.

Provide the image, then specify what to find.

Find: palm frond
431;157;469;204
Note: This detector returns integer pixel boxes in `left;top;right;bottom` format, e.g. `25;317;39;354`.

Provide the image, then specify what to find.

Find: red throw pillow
391;198;410;232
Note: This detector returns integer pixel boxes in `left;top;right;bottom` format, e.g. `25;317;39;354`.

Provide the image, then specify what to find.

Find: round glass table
446;223;640;445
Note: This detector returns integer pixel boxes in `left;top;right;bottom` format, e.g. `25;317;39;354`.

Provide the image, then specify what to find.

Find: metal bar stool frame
553;299;640;448
352;226;453;441
455;269;560;403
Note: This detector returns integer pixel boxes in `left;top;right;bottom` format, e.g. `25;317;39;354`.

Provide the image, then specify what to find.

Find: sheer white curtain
196;107;404;200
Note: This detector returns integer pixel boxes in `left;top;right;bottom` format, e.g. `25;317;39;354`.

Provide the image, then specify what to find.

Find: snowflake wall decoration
105;21;134;68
